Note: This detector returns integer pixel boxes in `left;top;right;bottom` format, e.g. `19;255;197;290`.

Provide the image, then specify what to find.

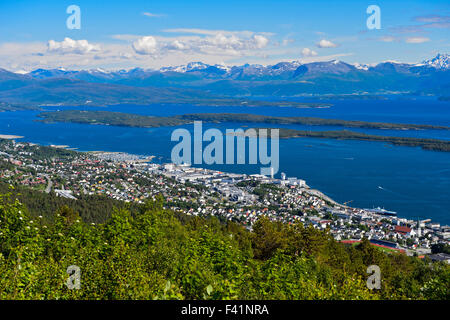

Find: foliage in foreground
0;192;448;300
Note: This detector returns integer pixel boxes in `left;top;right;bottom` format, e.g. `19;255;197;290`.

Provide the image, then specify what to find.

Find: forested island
37;110;450;131
0;102;37;112
234;129;450;152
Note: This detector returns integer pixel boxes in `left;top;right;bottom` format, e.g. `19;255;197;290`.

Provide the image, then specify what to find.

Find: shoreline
0;134;24;139
1;136;448;227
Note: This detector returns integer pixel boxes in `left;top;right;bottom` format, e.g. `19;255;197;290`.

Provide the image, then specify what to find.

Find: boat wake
377;185;412;199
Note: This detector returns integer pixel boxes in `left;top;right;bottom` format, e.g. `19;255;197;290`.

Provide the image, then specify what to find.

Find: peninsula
37;110;450;131
232;128;450;152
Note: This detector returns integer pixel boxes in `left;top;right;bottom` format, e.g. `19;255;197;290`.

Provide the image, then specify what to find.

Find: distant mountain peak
6;53;448;88
160;61;211;73
13;70;29;75
380;60;403;65
90;67;109;73
352;63;371;71
422;53;449;69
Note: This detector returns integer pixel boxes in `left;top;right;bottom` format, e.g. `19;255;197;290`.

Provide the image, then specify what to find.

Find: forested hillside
0;190;448;299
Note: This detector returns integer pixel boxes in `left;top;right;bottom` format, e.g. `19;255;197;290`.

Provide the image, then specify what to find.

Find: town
0;138;449;263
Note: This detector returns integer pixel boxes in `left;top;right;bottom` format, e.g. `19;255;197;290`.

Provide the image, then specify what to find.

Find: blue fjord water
0;98;449;224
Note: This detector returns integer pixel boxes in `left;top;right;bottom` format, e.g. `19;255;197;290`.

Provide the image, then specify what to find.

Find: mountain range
0;54;449;108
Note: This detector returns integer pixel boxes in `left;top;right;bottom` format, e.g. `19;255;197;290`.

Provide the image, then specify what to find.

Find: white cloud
282;39;295;46
163;28;258;37
192;33;269;54
131;33;270;56
132;36;158;55
379;36;397;42
0;37;355;72
301;48;317;57
0;41;137;71
165;40;189;50
405;37;430;43
253;35;269;48
316;39;338;48
47;38;100;54
142;12;165;18
414;14;450;23
0;27;274;71
111;34;144;41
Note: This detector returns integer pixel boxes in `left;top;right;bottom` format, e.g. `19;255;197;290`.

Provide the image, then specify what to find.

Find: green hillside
0;189;448;300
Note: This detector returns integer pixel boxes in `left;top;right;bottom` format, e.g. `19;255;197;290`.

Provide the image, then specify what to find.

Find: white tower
417;218;422;237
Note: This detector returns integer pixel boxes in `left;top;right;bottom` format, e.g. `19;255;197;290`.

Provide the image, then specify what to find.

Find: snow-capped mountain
270;61;303;73
295;60;356;75
16;53;448;81
0;53;448;106
29;68;78;79
157;59;358;80
160;62;211;73
422;53;450;69
2;53;446;97
352;63;372;71
231;61;304;78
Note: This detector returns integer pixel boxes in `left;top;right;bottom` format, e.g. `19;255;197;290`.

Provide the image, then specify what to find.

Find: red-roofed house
395;225;416;237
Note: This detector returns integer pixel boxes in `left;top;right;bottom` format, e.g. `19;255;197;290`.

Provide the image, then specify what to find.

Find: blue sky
0;0;448;71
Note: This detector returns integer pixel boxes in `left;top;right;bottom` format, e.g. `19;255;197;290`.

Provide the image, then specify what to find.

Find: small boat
364;206;397;216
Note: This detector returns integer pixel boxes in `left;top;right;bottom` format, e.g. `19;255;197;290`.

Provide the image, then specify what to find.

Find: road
44;175;52;193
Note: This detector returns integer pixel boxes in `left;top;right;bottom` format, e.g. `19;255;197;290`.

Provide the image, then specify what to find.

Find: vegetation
0;78;330;109
0;182;132;223
431;243;450;255
36;110;450;152
0;139;77;160
227;127;450;152
272;129;450;152
0;102;38;112
252;183;283;199
37;110;450;131
0;189;448;300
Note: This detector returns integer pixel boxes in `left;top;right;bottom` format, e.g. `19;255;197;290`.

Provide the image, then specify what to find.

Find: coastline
1;135;448;228
0;134;24;139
